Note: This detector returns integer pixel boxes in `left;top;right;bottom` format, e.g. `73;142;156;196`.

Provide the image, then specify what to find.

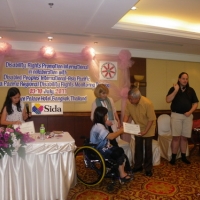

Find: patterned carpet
67;147;200;200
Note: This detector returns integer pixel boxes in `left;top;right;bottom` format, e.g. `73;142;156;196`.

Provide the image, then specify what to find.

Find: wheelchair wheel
75;146;106;186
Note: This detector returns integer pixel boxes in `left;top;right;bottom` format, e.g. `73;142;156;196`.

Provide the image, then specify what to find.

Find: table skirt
0;142;77;200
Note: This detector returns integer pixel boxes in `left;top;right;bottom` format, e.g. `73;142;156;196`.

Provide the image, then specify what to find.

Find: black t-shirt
167;87;199;114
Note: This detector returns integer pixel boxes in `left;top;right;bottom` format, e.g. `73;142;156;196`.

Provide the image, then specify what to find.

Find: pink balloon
81;46;95;61
0;42;12;56
120;87;129;98
40;46;56;59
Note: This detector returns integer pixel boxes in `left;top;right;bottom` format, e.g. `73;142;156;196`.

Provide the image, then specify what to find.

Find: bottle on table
40;124;46;140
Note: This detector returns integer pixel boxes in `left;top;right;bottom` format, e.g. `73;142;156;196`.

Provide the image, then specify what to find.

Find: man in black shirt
166;72;199;165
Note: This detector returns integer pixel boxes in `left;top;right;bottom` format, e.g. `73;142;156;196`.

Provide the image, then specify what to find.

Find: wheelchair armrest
80;135;97;147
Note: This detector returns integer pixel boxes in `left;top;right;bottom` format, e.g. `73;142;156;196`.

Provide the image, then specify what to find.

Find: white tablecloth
0;132;77;200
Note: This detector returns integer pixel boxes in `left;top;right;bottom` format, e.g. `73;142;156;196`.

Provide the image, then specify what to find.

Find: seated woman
90;106;132;183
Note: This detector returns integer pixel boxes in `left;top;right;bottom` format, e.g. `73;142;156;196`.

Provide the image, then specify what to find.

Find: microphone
25;103;30;119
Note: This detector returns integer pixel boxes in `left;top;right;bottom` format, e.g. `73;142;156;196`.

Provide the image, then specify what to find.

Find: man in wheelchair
90;106;133;184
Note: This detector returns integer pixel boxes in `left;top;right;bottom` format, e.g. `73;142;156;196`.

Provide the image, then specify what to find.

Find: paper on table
13;121;35;134
123;122;141;135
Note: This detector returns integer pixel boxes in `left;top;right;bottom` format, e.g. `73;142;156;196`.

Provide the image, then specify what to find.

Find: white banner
31;102;63;115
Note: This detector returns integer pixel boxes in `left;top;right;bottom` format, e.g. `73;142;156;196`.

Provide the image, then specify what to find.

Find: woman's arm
90;101;97;121
114;111;121;128
106;127;124;140
0;107;21;125
108;97;120;127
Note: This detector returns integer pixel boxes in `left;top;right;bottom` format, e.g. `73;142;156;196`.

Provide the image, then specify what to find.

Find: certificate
13;121;35;134
123;122;141;135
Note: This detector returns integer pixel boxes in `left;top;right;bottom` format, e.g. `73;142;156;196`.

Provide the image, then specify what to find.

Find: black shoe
182;158;191;164
145;171;153;177
169;159;176;165
132;167;143;173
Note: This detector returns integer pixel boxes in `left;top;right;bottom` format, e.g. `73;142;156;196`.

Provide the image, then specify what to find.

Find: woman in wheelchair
90;106;133;183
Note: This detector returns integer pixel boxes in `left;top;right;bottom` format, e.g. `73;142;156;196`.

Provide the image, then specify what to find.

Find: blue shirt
90;123;110;152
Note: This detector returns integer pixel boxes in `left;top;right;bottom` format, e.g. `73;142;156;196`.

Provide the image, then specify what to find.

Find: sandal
127;171;134;177
119;175;132;184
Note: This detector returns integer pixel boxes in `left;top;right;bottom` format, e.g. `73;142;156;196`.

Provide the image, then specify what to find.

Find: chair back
192;119;200;129
157;114;171;136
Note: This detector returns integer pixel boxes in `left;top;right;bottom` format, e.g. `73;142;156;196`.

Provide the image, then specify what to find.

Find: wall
130;57;146;96
3;41;200;112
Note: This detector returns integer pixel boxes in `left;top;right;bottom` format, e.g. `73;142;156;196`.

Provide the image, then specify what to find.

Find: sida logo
44;105;61;112
32;103;44;114
31;102;63;115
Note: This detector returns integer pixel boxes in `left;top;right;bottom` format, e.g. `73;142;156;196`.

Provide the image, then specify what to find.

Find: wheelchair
75;137;126;191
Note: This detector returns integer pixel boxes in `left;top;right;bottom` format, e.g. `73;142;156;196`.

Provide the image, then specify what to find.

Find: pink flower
0;141;9;148
21;133;35;143
0;126;35;159
5;128;14;133
3;133;10;142
0;127;5;133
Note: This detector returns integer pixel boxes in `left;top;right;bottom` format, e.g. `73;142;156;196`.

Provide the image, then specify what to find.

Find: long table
0;132;77;200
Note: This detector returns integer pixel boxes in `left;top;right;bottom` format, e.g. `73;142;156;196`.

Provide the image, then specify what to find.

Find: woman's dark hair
93;107;108;127
177;72;190;88
1;87;22;115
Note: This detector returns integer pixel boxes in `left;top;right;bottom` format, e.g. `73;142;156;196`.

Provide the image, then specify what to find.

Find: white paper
13;121;35;134
123;122;141;135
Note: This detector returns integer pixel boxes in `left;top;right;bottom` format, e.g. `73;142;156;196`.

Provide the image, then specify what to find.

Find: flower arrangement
0;126;35;159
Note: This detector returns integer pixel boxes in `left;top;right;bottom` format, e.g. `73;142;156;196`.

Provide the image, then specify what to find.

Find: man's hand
139;131;146;136
106;120;113;126
173;83;179;91
184;112;191;117
117;121;121;129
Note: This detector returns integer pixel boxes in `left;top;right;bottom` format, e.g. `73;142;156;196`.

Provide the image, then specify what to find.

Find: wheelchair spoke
75;146;106;186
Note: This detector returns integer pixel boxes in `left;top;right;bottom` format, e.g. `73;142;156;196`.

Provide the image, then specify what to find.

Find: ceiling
1;0;200;55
